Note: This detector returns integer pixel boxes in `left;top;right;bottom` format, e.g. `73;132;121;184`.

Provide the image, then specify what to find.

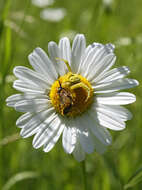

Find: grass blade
2;171;39;190
124;167;142;189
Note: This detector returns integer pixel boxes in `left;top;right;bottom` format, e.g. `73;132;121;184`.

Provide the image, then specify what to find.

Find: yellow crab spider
64;74;91;102
56;58;91;102
56;58;90;102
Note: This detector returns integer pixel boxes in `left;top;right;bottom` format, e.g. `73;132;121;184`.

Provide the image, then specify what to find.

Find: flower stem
81;160;87;190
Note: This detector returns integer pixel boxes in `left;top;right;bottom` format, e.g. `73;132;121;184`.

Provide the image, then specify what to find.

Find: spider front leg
70;82;91;102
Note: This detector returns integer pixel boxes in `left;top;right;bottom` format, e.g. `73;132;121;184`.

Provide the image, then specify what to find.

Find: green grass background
0;0;142;189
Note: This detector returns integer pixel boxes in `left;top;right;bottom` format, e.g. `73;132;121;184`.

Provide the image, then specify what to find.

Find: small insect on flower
6;34;139;162
57;80;74;115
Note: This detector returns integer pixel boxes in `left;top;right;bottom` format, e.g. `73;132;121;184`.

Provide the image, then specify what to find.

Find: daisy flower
6;34;138;161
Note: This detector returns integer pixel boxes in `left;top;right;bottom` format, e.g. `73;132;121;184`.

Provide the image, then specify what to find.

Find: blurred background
0;0;142;189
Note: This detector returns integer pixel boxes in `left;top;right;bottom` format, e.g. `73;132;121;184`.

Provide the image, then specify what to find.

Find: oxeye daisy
6;34;139;162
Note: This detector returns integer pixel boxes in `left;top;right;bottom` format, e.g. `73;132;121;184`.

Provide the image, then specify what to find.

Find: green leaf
124;167;142;189
2;171;39;190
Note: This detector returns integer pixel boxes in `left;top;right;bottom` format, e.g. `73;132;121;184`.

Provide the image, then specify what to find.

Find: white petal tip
128;79;139;87
75;34;85;40
130;94;136;103
28;53;32;60
106;138;112;145
43;149;48;153
20;132;26;138
32;142;40;149
43;148;51;153
34;47;42;52
134;79;139;86
48;41;57;47
6;97;11;102
112;126;126;131
61;36;69;41
106;43;115;51
63;148;74;154
6;103;14;107
13;67;18;75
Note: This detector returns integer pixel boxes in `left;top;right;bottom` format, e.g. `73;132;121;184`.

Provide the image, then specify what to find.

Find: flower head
6;34;139;161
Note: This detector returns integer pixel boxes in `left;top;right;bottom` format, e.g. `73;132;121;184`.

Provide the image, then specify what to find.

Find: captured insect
57;80;74;115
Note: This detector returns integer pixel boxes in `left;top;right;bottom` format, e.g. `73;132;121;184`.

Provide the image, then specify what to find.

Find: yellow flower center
49;72;93;117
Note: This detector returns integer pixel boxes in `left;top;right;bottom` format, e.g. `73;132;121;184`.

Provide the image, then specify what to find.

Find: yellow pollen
49;72;94;117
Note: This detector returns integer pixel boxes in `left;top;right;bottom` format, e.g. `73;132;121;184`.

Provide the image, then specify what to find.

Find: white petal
32;115;61;149
58;37;71;73
20;124;39;138
76;117;95;154
28;51;50;76
16;112;33;128
73;141;85;162
96;92;136;105
94;66;130;83
79;46;99;75
84;44;93;56
15;98;50;112
93;78;139;93
13;80;45;94
48;41;66;76
80;43;114;77
105;43;115;52
85;112;112;145
93;135;107;154
77;43;95;73
14;66;51;87
6;93;49;107
43;123;64;153
84;43;114;64
94;103;132;121
33;47;58;81
62;126;77;154
78;129;94;154
59;37;71;64
83;45;114;78
71;34;86;73
48;41;59;62
6;94;24;107
20;108;54;138
28;50;58;80
90;42;115;53
92;107;126;131
87;54;116;82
